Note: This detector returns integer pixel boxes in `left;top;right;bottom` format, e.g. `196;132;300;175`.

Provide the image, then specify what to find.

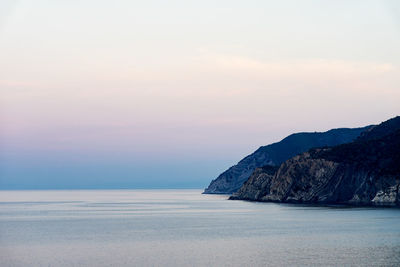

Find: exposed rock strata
231;165;279;200
231;117;400;206
204;127;371;194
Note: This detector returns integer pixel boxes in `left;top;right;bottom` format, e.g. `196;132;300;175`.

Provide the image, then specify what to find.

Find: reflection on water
1;190;400;266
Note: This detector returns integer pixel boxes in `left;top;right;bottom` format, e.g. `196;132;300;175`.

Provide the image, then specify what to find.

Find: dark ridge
313;129;400;176
203;125;372;194
231;116;400;206
357;116;400;142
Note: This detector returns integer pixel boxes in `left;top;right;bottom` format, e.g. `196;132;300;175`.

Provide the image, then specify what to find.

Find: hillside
203;126;371;194
231;116;400;206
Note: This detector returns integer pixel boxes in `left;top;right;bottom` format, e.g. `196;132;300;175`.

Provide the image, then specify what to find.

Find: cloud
184;51;400;98
195;51;397;75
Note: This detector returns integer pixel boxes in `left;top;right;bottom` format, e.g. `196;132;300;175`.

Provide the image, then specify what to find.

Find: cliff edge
230;116;400;206
204;126;371;194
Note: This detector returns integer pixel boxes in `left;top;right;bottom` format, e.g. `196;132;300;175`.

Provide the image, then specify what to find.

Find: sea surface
0;190;399;266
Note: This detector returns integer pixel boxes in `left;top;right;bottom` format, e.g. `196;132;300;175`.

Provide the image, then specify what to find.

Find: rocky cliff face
231;165;279;200
204;126;371;194
231;117;400;206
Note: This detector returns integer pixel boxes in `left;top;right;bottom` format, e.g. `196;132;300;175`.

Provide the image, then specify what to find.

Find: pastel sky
1;0;400;189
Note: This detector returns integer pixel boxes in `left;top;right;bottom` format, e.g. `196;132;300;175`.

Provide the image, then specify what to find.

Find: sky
1;0;400;189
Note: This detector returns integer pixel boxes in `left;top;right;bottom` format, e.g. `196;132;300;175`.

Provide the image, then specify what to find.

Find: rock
371;185;399;206
231;116;400;207
204;126;371;194
230;165;279;200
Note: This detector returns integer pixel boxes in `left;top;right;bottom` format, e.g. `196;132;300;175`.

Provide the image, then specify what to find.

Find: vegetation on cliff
203;127;371;194
230;116;400;206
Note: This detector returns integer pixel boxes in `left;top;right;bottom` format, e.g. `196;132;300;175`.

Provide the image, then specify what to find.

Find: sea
0;189;399;266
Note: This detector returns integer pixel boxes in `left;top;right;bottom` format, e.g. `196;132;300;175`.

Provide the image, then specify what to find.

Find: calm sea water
0;190;399;266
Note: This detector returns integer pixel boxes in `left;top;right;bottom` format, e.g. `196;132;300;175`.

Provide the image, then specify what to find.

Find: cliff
203;126;371;194
230;116;400;206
